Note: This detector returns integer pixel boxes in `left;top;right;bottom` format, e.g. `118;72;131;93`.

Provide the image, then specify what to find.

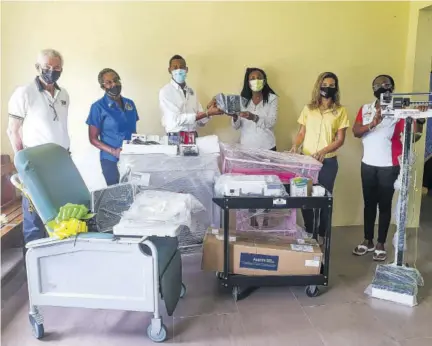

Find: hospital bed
11;143;186;343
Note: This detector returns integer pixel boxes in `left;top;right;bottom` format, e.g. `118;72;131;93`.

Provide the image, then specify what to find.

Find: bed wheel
147;323;167;343
29;314;44;339
305;285;320;298
180;283;187;298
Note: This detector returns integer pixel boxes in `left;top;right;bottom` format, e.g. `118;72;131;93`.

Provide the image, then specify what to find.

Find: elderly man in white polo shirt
7;48;69;244
159;54;222;138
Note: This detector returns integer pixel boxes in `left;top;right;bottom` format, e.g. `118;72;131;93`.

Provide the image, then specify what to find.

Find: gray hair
36;49;64;68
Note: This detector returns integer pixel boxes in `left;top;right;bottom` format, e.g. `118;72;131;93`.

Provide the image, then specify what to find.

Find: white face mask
249;79;265;92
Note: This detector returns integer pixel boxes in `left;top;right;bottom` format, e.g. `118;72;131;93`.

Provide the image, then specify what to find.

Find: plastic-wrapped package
220;143;322;184
235;209;297;235
118;153;221;252
91;183;206;239
91;183;136;232
215;93;247;115
214;174;288;197
113;190;205;237
365;264;424;307
196;135;220;154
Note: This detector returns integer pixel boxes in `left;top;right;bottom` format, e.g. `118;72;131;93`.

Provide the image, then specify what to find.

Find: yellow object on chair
46;203;94;240
46;218;88;240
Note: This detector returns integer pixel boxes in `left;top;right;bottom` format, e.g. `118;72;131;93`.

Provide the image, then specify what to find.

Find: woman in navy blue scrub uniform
86;68;139;186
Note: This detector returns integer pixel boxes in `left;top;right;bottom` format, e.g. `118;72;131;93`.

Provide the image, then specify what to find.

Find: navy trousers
22;196;45;244
101;159;120;186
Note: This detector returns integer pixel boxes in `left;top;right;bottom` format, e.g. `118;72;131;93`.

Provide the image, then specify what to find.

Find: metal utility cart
212;184;333;301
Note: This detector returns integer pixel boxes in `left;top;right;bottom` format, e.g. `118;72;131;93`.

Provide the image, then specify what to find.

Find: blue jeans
101;159;120;186
22;196;45;244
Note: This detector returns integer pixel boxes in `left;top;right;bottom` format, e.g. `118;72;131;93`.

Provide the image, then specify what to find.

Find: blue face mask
172;69;187;84
41;69;62;85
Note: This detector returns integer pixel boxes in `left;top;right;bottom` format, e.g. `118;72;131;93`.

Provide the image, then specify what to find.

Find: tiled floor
2;197;432;346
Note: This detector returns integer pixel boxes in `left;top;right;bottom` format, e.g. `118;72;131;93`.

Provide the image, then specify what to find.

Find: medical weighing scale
368;92;432;306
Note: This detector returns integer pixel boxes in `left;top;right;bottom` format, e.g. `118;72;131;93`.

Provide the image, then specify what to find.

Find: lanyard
42;91;59;121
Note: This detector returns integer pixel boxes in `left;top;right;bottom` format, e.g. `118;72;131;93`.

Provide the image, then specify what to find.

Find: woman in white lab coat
232;67;278;151
230;68;278;227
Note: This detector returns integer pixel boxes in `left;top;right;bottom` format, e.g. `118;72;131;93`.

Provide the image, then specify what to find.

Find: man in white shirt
159;55;222;135
7;48;70;244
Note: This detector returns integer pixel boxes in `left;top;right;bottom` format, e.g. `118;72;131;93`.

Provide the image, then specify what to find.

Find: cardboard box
290;177;313;197
202;229;323;276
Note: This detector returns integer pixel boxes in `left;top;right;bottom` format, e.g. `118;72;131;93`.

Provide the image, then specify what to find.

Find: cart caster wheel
147;324;167;343
180;283;186;298
232;286;240;301
29;315;44;339
305;285;320;298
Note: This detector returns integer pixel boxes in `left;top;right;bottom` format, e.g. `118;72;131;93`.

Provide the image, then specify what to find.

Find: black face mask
320;87;337;99
106;85;122;98
41;69;61;85
374;87;392;100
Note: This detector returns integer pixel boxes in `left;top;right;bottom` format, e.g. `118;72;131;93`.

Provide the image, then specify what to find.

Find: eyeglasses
373;83;393;92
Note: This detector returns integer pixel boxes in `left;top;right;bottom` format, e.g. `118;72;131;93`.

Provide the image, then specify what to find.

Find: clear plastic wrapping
235;209;297;235
214;173;288;197
365;264;424;307
113;190;205;237
91;183;206;240
392;155;414;254
215;93;247;115
118;153;221;251
220;143;322;184
91;183;136;232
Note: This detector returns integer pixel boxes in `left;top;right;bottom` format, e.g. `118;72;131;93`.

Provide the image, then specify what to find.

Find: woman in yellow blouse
291;72;349;243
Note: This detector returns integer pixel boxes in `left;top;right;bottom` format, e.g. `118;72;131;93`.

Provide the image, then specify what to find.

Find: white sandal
353;244;375;256
373;249;387;262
